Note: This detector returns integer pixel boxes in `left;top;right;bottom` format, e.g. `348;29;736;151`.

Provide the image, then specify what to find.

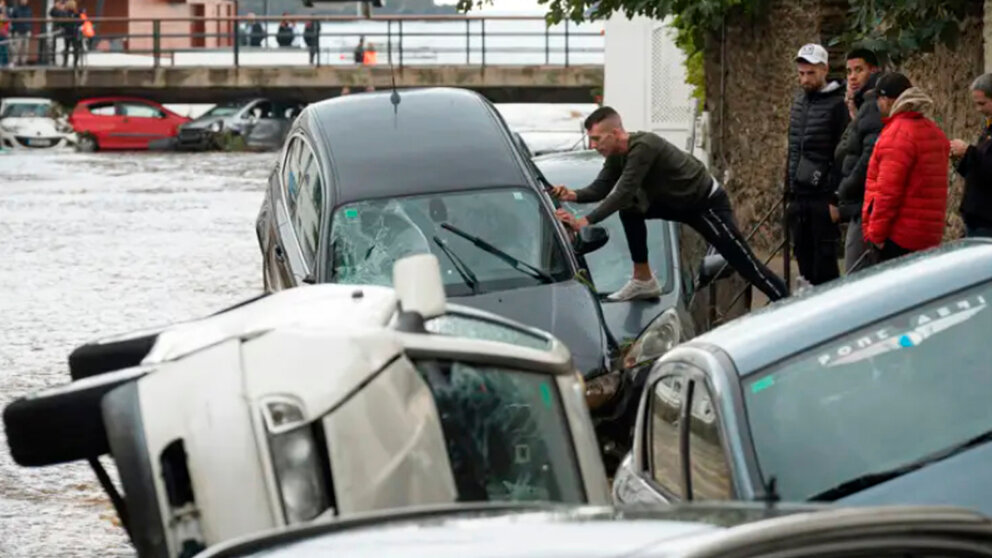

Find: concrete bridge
2;14;605;104
0;64;604;104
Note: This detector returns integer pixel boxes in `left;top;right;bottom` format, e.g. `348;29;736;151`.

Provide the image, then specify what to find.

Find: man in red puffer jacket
862;72;950;264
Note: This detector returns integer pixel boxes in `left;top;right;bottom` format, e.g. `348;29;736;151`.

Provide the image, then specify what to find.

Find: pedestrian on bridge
551;106;789;303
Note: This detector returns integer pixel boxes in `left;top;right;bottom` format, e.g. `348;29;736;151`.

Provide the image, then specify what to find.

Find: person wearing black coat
786;44;851;286
303;19;320;64
951;73;992;238
275;14;294;48
832;49;883;272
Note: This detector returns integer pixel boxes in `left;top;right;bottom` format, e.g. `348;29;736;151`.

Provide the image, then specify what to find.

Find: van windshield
413;359;585;503
327;187;571;295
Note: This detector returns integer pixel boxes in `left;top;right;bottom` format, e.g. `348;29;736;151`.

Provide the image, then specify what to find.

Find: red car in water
68;97;191;151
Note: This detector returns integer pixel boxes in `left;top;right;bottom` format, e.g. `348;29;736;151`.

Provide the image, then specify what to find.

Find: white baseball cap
796;43;829;65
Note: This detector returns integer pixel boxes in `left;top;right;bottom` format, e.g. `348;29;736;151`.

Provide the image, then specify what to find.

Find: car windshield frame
741;279;992;502
533;154;676;297
324;186;574;296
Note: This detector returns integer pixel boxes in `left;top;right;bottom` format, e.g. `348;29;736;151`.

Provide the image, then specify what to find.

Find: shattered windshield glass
744;280;992;501
425;313;553;351
414;359;584;503
327;188;570;295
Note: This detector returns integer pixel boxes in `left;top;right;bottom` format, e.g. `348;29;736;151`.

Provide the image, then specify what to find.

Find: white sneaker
607;277;663;301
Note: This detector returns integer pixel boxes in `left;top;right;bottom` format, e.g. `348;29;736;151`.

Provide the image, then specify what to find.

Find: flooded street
0;104;589;555
0;150;275;556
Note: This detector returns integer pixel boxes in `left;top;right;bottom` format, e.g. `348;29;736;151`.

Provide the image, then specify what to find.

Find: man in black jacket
551;106;788;302
951;73;992;238
832;48;883;271
786;43;850;286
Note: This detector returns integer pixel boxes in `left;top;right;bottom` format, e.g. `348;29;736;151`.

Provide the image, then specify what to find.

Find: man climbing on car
551;106;789;303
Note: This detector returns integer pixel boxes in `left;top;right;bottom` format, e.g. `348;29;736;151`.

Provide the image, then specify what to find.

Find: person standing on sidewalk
832;48;883;272
8;0;32;66
785;43;850;285
863;73;949;262
950;73;992;238
550;106;789;303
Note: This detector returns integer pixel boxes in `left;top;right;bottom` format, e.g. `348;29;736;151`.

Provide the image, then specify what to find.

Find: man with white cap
785;43;850;287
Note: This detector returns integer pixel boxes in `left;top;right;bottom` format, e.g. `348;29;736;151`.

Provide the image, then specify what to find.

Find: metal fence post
564;18;569;67
782;188;792;295
399;20;404;69
153;19;161;68
545;23;549;64
233;17;240;67
481;18;485;70
465;19;470;64
387;19;392;66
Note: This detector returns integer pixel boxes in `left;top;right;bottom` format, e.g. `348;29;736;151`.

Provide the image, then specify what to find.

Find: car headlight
622;309;681;369
209;120;223;133
1;123;21;133
261;397;330;525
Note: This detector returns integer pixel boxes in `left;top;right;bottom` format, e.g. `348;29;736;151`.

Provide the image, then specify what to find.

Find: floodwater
0;104;590;556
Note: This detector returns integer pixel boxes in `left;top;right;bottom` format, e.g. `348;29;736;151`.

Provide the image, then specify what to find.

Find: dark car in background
177;98;306;151
254;87;731;471
613;239;992;516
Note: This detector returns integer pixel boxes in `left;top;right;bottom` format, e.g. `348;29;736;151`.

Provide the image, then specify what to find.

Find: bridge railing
9;15;604;70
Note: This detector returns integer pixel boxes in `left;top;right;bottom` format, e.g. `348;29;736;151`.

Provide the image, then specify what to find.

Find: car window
648;374;687;498
687;381;733;500
412;359;585;503
87;102;116;116
119;102;164;118
327;188;571;295
284;137;323;268
535;156;673;295
744;280;992;502
1;102;51;118
424;313;553;351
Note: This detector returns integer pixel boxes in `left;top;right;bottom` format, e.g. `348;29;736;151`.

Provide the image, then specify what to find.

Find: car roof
76;96;164;105
1;97;52;104
690;239;992;374
197;501;991;558
304;87;531;206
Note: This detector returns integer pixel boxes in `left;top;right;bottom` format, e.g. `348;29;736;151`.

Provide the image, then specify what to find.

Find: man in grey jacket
552;106;788;302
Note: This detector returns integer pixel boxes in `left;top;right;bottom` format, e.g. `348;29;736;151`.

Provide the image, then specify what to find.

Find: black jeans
787;196;840;285
875;239;911;263
619;188;789;301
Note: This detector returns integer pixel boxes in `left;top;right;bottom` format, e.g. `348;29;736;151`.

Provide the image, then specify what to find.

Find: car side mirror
698;252;733;286
574;225;609;255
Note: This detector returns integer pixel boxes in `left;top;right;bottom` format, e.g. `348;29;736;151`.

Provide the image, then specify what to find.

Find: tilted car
613;239;992;516
0;97;75;149
254;87;730;472
199;501;992;558
176;98;306;151
3;254;608;558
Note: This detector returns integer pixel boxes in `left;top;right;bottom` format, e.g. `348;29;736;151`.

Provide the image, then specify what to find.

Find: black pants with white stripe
619;188;789;301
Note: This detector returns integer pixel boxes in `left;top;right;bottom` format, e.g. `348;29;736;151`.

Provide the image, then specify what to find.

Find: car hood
837;442;992;516
1;116;63;135
182;116;228;130
599;290;680;345
452;280;610;376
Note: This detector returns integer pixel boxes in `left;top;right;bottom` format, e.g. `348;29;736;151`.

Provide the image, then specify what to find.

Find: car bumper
0;134;71;149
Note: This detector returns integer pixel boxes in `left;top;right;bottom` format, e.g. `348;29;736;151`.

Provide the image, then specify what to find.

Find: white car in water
0;97;75;149
3;254;608;557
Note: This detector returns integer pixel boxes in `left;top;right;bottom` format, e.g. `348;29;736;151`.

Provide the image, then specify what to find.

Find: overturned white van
3;254;608;558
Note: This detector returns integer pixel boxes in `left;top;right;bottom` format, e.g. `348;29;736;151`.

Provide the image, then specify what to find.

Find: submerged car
176;98;305;151
254;87;728;471
200;501;992;558
3;254;608;557
613;239;992;516
69;96;191;151
0;97;74;149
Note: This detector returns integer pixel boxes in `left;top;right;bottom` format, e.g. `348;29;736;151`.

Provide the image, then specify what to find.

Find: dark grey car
177;98;305;151
198;501;992;558
614;239;992;516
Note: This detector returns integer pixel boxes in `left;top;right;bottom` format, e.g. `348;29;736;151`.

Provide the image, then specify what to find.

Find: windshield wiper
809;429;992;502
432;236;480;295
440;222;554;284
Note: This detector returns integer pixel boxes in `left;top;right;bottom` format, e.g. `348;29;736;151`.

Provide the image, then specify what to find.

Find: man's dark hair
876;72;913;99
584;106;621;131
846;48;879;68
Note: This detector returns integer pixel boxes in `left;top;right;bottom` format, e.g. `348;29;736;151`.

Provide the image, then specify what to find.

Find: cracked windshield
329;188;570;294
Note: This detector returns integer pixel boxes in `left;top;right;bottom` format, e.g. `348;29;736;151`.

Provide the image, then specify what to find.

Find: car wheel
76;134;98;152
3;367;147;466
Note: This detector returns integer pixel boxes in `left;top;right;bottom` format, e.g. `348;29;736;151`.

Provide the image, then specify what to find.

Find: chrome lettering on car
817;295;987;367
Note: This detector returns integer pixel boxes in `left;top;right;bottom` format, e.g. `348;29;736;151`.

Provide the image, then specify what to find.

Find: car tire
76;134;98;152
3;368;147;467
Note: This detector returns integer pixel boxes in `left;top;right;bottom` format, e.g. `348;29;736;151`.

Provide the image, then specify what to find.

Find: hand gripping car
3;254;608;558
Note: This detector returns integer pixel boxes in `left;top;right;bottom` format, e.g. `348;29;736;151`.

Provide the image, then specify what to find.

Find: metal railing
5;15;604;70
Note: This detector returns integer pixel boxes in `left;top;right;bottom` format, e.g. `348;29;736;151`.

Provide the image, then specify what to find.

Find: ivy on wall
454;0;983;99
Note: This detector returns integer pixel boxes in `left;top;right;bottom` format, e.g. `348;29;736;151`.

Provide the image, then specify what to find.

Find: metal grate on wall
650;24;694;126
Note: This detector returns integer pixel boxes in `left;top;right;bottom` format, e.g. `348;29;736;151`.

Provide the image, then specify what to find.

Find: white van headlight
623;309;681;369
261;397;330;525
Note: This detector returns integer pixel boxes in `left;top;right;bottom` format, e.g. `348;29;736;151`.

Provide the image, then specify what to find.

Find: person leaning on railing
60;0;82;68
